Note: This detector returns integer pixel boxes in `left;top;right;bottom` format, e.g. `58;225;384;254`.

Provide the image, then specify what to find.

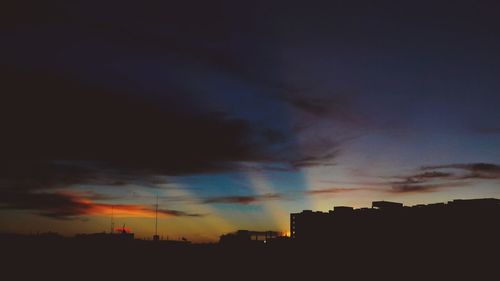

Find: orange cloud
17;191;204;219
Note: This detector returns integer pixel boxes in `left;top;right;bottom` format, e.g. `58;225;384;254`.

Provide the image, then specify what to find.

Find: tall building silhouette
291;198;500;243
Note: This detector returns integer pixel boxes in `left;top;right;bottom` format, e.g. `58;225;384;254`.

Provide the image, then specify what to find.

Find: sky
1;0;500;242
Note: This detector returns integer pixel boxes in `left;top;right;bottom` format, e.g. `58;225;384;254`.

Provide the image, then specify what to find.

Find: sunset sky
1;1;500;242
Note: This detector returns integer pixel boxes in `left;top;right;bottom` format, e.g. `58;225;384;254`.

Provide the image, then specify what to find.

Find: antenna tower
110;205;115;234
153;195;160;241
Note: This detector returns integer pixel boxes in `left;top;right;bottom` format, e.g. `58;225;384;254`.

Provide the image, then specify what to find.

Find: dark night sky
1;0;500;241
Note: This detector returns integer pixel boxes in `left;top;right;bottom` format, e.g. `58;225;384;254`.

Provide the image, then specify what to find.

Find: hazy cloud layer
387;163;500;193
306;187;370;195
307;163;499;195
421;163;500;180
202;194;282;205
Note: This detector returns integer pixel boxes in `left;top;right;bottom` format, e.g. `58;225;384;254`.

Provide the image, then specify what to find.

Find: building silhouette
290;198;500;244
75;225;134;241
219;230;281;245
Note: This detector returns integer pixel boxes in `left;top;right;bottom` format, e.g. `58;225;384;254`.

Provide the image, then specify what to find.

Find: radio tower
153;195;160;241
110;205;115;234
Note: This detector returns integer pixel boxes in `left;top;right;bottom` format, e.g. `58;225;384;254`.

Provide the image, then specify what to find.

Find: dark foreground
2;236;498;280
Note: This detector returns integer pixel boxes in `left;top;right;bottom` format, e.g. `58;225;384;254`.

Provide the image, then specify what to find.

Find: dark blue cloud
2;0;500;197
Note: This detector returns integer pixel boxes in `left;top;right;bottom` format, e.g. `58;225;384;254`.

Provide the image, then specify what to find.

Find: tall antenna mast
153;195;160;241
110;205;115;234
155;195;158;237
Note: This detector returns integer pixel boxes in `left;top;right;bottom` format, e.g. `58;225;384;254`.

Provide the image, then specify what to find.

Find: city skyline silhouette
2;197;499;243
2;197;499;279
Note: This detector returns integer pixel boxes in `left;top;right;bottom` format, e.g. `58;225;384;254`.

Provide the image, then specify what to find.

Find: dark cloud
290;151;339;168
316;170;458;195
393;171;454;185
385;163;500;193
0;65;292;217
281;94;337;117
287;136;355;169
0;64;346;190
305;182;461;195
0;191;92;220
422;163;500;180
276;90;364;125
157;209;204;217
202;194;282;205
386;170;458;193
313;175;457;195
0;66;340;219
412;171;454;179
389;183;460;194
0;190;202;220
0;68;291;188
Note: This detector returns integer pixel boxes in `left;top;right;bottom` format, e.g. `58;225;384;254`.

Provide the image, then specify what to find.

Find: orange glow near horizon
114;226;132;233
48;190;237;242
90;204;159;218
60;192;182;218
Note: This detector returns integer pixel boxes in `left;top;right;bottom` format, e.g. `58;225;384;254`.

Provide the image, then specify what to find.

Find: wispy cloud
276;89;363;125
408;171;454;180
307;168;467;195
290;151;339;168
202;193;282;205
421;163;500;180
388;183;464;194
305;182;463;195
306;187;371;195
382;163;500;194
383;168;459;194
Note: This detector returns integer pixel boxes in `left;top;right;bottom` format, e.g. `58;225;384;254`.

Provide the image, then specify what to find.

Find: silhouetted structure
153;196;160;241
2;198;499;279
219;230;280;245
290;198;500;245
372;200;403;209
76;225;134;241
